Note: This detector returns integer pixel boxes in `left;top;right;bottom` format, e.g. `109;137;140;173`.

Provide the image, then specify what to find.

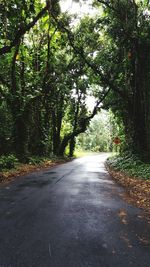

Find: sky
59;0;96;16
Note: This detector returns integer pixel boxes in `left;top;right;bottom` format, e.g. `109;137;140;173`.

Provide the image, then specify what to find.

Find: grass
106;153;150;214
0;155;71;184
74;150;94;158
107;154;150;180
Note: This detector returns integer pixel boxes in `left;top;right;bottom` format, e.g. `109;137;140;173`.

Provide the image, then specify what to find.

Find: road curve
0;153;149;267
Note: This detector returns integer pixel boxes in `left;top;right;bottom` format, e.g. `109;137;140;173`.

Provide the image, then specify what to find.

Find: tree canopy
0;0;150;161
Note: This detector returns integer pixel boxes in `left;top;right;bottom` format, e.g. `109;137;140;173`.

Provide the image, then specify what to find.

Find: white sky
86;96;97;111
60;0;96;16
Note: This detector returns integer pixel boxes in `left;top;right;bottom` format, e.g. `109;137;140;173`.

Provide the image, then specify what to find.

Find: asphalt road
0;153;150;267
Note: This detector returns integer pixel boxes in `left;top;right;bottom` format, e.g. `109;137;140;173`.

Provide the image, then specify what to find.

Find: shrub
0;155;18;171
27;156;45;165
107;154;150;180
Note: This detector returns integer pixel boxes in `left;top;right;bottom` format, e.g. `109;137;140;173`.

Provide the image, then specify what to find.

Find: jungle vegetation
0;0;150;164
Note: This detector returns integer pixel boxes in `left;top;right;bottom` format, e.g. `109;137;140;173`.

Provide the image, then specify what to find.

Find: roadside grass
106;154;150;214
74;150;94;158
107;154;150;180
0;155;71;184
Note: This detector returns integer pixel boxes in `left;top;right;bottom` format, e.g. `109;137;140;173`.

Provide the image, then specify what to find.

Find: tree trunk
69;137;76;157
11;106;30;161
131;42;150;159
10;42;30;160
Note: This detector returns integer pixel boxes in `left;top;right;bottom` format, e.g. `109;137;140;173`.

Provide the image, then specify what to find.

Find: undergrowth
0;155;18;171
107;153;150;180
0;153;72;173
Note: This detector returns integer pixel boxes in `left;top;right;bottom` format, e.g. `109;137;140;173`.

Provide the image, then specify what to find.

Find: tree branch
86;87;111;121
52;14;130;102
0;3;50;56
59;86;111;155
11;42;20;95
97;0;116;12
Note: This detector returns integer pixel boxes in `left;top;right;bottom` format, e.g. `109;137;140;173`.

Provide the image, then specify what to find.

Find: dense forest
0;0;150;163
77;111;121;152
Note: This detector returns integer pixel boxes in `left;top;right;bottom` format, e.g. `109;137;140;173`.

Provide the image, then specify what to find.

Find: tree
0;0;58;55
77;111;112;152
93;0;150;158
67;0;150;159
1;0;149;161
0;0;61;159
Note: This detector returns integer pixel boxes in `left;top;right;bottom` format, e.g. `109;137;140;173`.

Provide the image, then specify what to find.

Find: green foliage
77;111;111;152
108;111;126;152
0;102;13;154
0;155;18;171
27;156;46;165
107;154;150;180
100;1;150;155
0;0;150;161
74;150;92;158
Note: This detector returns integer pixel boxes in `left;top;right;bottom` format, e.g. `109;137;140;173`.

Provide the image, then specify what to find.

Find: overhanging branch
52;14;130;102
0;3;50;56
97;0;116;12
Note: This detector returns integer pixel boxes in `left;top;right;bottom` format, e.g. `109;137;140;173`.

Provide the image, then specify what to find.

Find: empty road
0;153;149;267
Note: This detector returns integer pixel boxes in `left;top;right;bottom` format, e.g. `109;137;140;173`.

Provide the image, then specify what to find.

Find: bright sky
86;96;97;111
60;0;96;16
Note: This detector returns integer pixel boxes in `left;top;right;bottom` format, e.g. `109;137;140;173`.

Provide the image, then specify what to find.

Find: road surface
0;153;149;267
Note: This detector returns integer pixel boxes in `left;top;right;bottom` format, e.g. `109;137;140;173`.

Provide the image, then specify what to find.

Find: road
0;153;149;267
